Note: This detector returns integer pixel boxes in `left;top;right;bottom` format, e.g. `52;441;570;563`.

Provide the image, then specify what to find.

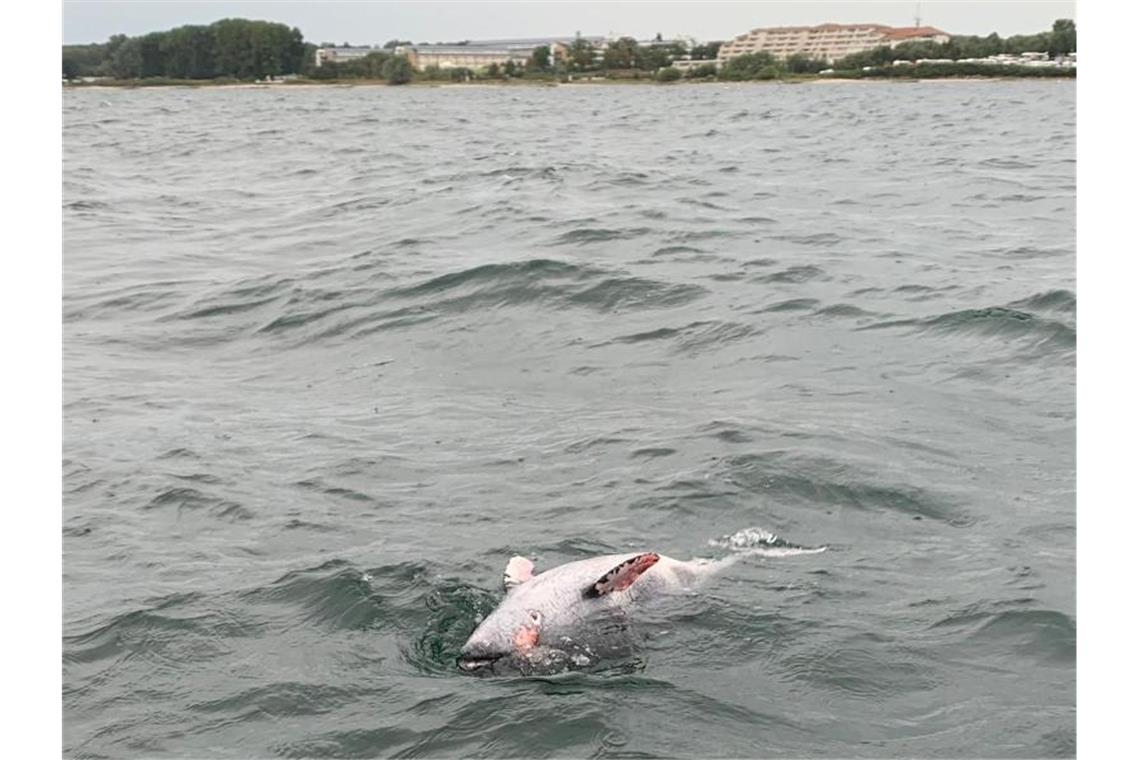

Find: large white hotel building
717;23;951;65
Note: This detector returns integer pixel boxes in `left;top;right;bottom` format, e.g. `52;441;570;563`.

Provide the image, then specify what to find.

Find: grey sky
62;1;1076;45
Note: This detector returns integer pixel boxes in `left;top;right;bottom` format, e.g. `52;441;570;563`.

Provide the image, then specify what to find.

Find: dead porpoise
458;528;825;675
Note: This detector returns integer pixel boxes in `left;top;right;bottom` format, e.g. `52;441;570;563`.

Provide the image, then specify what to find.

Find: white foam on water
743;545;828;557
708;526;827;556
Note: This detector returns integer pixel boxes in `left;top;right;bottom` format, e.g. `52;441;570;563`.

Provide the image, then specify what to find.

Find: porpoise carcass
458;530;825;675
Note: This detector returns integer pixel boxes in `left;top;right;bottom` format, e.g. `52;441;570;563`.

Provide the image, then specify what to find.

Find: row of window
726;42;879;51
735;34;880;44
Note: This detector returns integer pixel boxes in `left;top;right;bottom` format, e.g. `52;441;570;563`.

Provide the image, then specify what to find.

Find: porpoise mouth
457;652;505;673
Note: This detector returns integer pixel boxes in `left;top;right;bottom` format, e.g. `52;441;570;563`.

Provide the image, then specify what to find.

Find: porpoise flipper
503;556;535;589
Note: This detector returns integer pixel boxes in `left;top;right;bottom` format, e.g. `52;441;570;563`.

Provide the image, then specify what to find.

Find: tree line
63;25;716;82
62;19;307;80
306;50;415;84
831;61;1075;80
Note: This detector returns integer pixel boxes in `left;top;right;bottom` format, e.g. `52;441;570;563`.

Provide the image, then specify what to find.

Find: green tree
310;61;339;80
159;25;215;78
983;32;1004;57
211;18;255;77
953;35;981;58
62;56;80;79
61;43;110;77
685;62;718;79
109;37;142;78
334;51;388;78
1049;19;1076;56
383;54;413;84
656;66;681;82
136;32;165;77
106;34;128;56
719;51;782;80
567;36;596;71
867;45;895;66
1004;32;1051;54
64;21;312;82
689;41;722;61
635;45;661;70
503;59;518;77
636;43;683;71
603;36;639;69
784;53;827;74
834;44;895;70
486;62;501;78
529;45;551;70
299;42;319;76
383;39;412;50
202;19;292;78
889;39;943;61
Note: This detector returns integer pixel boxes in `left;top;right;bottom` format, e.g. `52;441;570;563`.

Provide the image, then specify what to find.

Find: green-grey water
64;81;1075;758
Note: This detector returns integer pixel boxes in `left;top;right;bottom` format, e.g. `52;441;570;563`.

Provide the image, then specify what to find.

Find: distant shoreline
63;74;1075;90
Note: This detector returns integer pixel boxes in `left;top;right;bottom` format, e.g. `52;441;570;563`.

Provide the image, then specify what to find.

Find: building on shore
314;46;380;67
396;44;531;71
396;36;607;71
717;23;950;65
635;36;696;52
670;59;712;72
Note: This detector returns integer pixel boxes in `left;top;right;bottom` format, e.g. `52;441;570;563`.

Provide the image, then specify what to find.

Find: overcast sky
62;1;1077;45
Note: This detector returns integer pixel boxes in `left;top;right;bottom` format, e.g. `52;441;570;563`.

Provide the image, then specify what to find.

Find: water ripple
64;81;1074;758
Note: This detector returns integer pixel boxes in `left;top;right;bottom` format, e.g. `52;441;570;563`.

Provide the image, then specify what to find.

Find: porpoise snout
457;641;506;673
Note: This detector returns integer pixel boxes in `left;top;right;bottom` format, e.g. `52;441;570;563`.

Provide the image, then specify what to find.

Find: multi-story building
397;36;607;71
881;26;953;48
314;46;380;67
396;44;532;70
635;36;695;51
717;23;950;65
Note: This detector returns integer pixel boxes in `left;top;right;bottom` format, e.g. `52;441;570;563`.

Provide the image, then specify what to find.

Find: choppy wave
606;319;760;354
717;450;973;525
858;300;1075;356
1009;288;1076;313
133;258;708;347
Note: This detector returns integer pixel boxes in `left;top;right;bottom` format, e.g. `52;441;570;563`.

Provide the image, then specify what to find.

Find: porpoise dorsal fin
583;552;660;598
503;556;535;589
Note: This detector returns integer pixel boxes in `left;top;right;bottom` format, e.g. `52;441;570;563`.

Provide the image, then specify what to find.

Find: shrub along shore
63;65;1075;88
